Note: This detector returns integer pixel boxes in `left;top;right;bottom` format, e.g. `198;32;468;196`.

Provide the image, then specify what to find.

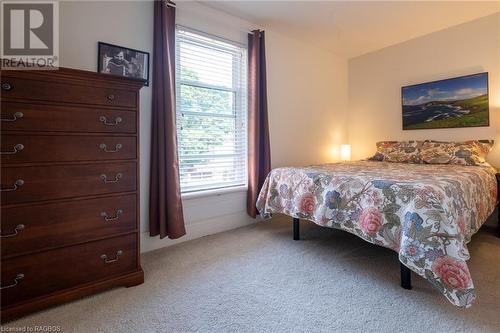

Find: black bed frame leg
293;217;300;240
497;205;500;238
400;263;412;290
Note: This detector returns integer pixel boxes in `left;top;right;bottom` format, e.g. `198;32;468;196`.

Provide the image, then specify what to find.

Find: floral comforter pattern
256;161;497;307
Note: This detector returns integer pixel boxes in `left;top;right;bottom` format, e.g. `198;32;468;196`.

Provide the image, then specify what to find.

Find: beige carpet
4;215;500;332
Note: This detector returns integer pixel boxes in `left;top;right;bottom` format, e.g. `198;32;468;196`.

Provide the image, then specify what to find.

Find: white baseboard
140;211;256;253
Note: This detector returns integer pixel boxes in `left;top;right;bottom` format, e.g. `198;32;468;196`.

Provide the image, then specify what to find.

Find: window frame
175;26;248;195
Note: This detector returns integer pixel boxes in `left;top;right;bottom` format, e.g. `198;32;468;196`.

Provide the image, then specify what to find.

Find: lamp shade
340;144;351;161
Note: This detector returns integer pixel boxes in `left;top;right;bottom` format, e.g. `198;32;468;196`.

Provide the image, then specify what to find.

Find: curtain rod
176;24;260;36
169;1;261;35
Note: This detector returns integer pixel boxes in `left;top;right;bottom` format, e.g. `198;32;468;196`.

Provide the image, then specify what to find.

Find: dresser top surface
1;66;145;91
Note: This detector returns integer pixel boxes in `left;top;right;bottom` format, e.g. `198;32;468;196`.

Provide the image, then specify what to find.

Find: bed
256;160;498;307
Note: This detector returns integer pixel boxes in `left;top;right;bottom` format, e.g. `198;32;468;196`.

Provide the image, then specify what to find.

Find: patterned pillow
420;140;494;166
369;141;423;163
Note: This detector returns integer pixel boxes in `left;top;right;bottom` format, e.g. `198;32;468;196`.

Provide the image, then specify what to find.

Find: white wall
266;31;348;167
348;13;500;165
60;1;349;252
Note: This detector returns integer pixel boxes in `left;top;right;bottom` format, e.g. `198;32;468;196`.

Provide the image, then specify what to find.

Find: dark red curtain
247;30;271;218
149;0;186;239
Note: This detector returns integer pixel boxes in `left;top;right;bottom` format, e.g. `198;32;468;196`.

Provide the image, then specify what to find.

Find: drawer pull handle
1;83;12;91
0;274;24;290
0;179;24;192
99;116;122;126
101;209;123;222
101;250;123;264
100;173;122;184
1;143;24;155
106;94;115;101
1;111;23;122
99;143;122;153
0;224;25;238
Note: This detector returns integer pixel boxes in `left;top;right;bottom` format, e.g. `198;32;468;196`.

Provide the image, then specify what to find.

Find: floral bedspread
256;161;497;307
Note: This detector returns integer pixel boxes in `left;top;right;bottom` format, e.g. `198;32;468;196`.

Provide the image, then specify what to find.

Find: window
175;27;248;193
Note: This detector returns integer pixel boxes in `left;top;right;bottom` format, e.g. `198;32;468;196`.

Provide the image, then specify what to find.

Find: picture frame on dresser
97;42;150;86
0;67;144;322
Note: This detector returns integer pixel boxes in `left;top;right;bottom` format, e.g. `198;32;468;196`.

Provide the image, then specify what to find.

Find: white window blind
175;27;248;193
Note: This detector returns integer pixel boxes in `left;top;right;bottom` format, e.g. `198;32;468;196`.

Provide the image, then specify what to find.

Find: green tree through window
176;27;247;193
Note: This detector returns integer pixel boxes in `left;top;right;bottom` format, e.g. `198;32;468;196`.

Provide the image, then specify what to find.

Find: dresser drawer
1;194;137;258
1;102;136;133
1;162;136;205
0;233;137;307
1;77;137;108
1;134;136;164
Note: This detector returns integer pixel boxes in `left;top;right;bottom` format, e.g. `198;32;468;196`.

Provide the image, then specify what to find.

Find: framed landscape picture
402;72;489;130
98;42;149;86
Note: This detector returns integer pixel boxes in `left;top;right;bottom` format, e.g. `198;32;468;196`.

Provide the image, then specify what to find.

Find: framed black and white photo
98;42;149;86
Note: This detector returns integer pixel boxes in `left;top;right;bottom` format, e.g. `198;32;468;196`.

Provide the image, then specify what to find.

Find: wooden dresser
0;67;144;322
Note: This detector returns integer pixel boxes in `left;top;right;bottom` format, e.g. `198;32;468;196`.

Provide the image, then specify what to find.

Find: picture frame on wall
401;72;489;130
97;42;149;86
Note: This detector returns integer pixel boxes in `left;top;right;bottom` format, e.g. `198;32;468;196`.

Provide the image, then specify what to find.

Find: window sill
181;185;248;201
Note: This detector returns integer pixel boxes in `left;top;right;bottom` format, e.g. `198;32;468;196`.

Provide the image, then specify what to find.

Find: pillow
420;140;493;166
369;141;423;163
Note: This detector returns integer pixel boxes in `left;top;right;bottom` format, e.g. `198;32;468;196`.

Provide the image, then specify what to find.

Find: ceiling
201;1;500;58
